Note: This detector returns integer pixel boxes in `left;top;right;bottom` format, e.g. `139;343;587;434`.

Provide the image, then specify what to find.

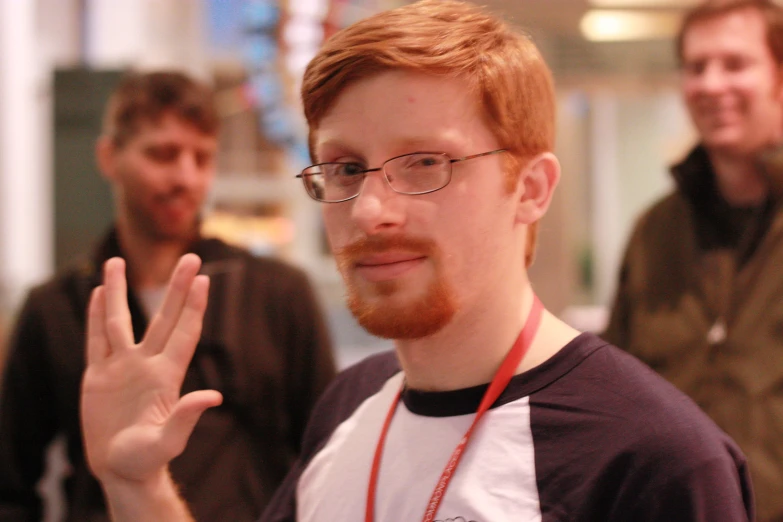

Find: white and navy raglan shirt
260;333;754;521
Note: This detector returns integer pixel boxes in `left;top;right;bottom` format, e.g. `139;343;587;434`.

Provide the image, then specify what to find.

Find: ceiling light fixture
588;0;698;7
580;9;682;41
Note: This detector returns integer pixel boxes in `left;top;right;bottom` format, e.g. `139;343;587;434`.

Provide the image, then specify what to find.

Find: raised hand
80;253;223;488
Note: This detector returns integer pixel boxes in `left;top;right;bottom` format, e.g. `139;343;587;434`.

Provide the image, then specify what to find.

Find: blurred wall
52;69;120;270
0;0;52;327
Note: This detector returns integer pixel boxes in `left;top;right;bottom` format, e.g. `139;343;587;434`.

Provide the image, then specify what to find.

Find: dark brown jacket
604;145;783;522
0;229;336;522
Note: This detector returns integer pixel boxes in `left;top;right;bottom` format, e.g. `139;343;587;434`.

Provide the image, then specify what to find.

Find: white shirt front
297;372;542;522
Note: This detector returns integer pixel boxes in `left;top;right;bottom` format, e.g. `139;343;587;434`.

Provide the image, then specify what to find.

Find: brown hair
676;0;783;66
102;71;219;147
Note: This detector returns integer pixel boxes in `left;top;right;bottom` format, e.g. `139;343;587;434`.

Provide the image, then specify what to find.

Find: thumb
160;390;223;459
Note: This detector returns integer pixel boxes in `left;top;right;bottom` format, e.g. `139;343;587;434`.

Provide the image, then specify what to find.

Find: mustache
335;235;436;266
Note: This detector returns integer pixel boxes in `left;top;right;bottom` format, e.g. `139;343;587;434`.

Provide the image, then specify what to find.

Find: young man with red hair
80;2;753;520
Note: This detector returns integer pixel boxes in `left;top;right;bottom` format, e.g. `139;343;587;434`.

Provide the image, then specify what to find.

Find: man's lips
693;100;742;120
353;253;427;282
157;194;198;219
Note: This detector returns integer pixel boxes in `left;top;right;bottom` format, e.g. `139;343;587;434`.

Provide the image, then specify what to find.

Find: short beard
336;235;457;340
124;192;200;244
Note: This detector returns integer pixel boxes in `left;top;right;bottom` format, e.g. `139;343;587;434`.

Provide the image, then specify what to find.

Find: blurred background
0;0;700;368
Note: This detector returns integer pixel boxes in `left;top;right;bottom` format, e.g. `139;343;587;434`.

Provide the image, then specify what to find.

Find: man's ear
95;135;117;182
515;152;561;225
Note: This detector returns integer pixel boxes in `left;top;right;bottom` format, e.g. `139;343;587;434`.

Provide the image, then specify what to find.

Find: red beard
335;235;457;340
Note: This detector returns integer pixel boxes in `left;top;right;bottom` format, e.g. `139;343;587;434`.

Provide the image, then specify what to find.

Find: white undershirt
136;285;167;320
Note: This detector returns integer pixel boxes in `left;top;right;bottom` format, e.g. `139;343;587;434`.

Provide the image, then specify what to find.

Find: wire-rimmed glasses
295;149;507;203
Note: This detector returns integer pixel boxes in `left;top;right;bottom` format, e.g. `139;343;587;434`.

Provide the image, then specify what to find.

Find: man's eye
724;56;748;72
415;156;439;167
145;145;179;163
402;155;442;170
684;63;703;76
338;163;365;176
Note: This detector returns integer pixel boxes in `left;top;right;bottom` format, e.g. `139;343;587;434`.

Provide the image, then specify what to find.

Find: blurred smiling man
78;3;753;521
680;1;783;162
605;1;783;519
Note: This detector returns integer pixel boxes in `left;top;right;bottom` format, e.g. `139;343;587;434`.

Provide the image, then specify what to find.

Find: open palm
80;254;223;484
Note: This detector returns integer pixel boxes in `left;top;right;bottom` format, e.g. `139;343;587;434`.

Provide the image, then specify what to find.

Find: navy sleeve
626;450;754;521
529;340;755;521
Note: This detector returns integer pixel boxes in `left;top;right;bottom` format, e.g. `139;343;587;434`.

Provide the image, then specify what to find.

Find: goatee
335;235;457;340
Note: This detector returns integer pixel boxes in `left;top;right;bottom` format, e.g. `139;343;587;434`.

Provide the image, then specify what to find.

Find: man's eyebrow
391;136;462;151
315;136;463;156
313;140;362;162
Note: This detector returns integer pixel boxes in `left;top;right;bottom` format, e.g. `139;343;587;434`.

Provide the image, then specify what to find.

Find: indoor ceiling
470;0;703;81
478;0;700;38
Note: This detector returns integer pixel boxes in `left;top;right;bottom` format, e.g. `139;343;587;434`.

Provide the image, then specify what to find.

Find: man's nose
696;62;728;94
350;170;406;235
173;152;202;186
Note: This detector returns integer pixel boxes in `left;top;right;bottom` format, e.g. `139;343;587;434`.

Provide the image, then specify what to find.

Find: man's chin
701;128;751;152
149;221;199;242
705;140;761;157
345;284;456;340
353;305;453;340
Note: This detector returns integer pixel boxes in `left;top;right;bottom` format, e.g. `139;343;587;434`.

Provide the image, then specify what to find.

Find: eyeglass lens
303;152;451;202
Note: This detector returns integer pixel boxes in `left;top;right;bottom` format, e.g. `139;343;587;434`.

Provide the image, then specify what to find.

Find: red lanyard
365;295;544;522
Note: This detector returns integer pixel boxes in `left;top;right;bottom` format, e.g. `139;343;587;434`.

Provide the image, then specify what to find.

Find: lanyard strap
365;295;545;522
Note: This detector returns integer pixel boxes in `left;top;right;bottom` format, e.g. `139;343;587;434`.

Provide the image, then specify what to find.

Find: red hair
302;0;554;162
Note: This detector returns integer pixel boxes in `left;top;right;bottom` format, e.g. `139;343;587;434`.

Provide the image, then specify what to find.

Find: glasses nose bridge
358;165;396;195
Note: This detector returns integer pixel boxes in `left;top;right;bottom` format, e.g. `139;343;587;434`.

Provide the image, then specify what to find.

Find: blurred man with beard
0;71;336;521
604;2;783;519
78;3;752;521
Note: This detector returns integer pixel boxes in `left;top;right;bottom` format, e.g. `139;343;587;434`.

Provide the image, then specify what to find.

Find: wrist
101;469;194;522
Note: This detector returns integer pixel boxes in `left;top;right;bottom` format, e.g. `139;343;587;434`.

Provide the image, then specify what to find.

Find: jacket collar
670;145;730;218
671;144;776;255
672;143;783;209
86;226;208;284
